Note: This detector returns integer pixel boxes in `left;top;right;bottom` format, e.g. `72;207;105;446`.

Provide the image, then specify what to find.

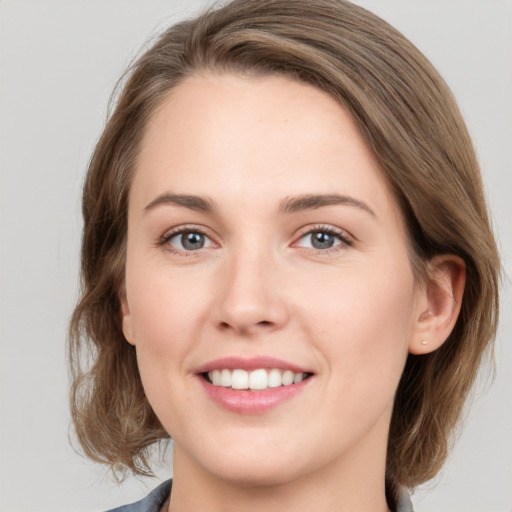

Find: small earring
421;340;428;345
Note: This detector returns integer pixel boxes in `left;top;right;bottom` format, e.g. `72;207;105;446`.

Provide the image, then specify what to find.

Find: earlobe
409;255;466;355
120;292;136;346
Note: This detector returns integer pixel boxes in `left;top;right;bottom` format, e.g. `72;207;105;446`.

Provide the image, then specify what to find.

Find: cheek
126;261;207;351
125;268;206;427
301;258;416;384
124;261;219;421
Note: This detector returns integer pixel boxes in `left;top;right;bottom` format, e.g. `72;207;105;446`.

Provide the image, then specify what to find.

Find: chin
207;459;307;489
178;438;313;489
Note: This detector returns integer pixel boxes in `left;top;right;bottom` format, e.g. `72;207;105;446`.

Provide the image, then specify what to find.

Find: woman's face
122;73;426;487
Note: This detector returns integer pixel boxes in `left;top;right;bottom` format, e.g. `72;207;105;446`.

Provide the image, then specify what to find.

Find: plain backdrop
0;1;511;511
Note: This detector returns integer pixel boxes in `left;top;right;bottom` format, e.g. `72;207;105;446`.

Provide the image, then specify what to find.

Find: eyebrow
278;194;375;216
144;193;215;214
144;192;375;217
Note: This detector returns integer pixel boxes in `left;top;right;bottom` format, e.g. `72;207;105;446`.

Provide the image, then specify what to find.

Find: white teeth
282;370;294;386
211;370;221;386
268;368;282;388
231;369;249;389
293;372;304;384
220;369;232;387
248;369;268;390
207;368;308;390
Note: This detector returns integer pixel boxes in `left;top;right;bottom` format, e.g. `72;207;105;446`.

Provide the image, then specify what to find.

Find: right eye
164;229;215;253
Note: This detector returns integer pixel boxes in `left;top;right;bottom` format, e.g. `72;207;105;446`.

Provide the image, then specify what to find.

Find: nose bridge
214;237;287;334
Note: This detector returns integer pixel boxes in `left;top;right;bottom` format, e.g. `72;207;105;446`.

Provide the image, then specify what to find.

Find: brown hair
69;0;500;490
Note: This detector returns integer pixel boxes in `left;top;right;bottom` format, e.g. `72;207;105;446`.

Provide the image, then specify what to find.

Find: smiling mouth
203;368;313;391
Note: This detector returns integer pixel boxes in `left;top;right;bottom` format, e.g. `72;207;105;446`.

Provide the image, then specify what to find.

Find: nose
212;246;289;336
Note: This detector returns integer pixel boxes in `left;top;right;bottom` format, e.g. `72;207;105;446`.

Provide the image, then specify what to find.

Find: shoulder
396;486;415;512
105;480;172;512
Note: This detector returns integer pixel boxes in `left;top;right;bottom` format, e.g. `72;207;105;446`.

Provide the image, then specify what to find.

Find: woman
68;1;500;511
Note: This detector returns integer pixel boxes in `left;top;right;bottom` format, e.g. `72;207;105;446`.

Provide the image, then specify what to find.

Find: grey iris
182;232;205;250
312;231;335;249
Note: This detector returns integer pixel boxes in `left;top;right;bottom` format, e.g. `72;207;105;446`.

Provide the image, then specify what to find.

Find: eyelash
158;224;353;256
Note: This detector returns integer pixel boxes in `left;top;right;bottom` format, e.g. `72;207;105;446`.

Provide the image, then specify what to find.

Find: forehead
132;72;401;223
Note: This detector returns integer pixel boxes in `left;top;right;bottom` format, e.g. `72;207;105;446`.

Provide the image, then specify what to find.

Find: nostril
217;319;275;332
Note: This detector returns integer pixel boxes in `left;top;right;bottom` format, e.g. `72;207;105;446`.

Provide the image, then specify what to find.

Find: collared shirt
106;480;172;512
106;479;415;512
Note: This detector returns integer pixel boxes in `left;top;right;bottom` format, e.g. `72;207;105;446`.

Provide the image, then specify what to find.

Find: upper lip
195;356;312;374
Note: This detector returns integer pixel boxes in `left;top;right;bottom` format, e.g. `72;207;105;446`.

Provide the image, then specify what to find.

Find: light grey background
0;1;510;511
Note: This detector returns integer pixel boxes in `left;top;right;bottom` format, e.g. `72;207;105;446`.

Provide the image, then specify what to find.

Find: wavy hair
69;0;500;493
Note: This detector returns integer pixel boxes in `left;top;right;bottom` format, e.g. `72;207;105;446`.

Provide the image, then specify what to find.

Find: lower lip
199;377;312;414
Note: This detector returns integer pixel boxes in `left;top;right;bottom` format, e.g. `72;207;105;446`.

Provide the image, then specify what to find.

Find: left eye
167;231;214;251
296;230;345;250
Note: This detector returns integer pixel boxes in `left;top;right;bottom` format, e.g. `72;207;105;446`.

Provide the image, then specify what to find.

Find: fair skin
121;73;465;512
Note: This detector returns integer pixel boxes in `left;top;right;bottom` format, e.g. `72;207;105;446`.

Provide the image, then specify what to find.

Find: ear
409;255;466;355
120;291;136;346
